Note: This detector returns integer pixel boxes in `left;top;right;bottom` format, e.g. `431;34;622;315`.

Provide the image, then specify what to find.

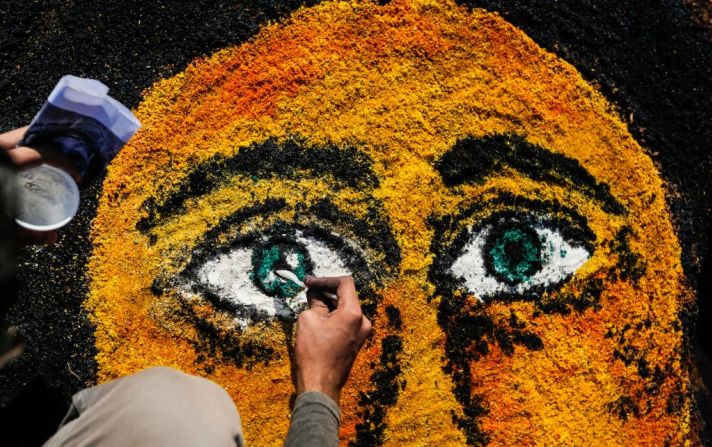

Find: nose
343;156;468;444
372;276;467;446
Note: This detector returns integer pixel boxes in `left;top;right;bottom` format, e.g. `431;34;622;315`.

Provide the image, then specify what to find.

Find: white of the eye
296;233;352;278
195;248;294;326
450;225;590;300
187;232;352;327
529;228;589;286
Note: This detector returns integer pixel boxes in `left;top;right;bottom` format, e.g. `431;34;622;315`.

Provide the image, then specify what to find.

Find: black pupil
484;224;543;285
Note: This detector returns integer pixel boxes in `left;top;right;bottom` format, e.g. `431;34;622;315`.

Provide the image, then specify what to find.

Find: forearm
284;392;340;447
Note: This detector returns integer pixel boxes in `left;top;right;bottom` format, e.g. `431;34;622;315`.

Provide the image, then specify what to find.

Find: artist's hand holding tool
293;275;372;404
276;269;339;301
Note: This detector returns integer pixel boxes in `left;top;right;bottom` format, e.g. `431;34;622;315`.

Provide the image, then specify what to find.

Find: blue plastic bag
20;75;141;181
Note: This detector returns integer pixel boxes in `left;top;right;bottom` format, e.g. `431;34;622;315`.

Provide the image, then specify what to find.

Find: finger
306;275;361;314
306;289;330;317
304;275;341;292
17;228;59;246
0;126;28;150
46;231;59;244
334;277;360;313
356;316;372;348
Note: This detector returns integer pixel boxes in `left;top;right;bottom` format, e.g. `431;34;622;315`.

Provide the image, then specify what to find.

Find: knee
118;366;242;441
135;365;195;385
137;365;188;380
129;366;233;407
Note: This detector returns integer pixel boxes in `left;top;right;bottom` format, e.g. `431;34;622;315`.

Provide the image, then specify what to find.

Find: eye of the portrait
450;214;591;299
152;205;398;329
178;227;356;326
431;201;596;302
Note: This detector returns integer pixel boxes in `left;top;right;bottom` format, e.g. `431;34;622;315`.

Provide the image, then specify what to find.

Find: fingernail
304;275;315;285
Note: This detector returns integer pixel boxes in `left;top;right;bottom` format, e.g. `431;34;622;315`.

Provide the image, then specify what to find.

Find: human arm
284;276;372;447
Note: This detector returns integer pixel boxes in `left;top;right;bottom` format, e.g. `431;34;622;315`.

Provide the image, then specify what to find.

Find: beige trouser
43;366;245;447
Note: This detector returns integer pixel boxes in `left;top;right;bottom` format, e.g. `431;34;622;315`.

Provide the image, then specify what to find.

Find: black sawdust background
1;0;711;445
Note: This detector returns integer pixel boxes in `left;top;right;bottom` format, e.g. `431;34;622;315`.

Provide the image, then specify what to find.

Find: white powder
286;252;300;269
294;233;351;278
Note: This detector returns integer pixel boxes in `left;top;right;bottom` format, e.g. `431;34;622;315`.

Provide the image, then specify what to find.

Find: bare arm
284;276;372;447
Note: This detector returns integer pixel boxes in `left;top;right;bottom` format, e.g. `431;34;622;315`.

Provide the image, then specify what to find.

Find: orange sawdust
88;0;694;445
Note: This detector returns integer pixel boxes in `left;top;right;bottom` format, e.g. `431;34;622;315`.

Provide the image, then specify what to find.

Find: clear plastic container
15;164;80;231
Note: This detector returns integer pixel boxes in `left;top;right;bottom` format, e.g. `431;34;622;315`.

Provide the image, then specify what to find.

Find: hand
0;126;80;181
1;126;79;245
294;276;372;404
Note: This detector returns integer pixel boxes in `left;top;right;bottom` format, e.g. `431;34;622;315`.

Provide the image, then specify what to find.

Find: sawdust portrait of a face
86;0;694;445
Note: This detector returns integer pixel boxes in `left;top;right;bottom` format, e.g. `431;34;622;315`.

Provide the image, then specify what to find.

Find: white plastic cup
15;164;80;231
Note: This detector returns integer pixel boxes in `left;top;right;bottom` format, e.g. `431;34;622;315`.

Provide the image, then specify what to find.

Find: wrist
297;375;341;405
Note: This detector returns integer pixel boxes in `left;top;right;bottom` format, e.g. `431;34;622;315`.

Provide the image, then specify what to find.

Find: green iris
250;240;312;298
485;226;542;285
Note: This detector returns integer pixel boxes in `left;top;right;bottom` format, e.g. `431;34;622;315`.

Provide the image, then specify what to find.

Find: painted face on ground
87;0;693;445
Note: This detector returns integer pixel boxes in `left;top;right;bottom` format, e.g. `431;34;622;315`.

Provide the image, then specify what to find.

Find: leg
44;366;245;447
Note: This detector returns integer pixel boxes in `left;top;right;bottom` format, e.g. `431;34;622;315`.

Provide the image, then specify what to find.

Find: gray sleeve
284;392;340;447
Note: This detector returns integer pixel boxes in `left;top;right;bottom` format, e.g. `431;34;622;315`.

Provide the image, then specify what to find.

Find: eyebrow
173;198;401;277
136;138;380;232
435;134;626;216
